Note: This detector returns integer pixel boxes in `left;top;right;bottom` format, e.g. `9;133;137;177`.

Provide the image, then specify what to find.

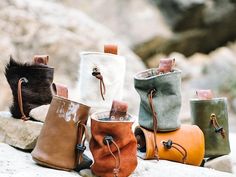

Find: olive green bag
134;68;182;132
190;95;230;157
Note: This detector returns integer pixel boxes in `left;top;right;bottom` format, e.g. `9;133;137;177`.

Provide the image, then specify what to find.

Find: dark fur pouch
4;57;54;119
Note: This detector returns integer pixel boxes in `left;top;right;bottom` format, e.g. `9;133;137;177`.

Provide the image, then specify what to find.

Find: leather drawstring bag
134;58;181;132
90;103;137;177
135;124;205;166
31;91;92;171
4;55;54;120
77;44;126;109
190;90;231;157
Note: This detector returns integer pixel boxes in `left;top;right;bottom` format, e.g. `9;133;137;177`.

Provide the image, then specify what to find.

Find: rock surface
135;0;236;59
0;142;235;177
0;0;146;115
61;0;172;47
205;155;233;173
0;143;81;177
0;112;43;150
29;105;50;122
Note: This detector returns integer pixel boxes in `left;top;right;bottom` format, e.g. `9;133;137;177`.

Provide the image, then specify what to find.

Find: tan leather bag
31;95;90;171
135;125;205;166
90;111;137;177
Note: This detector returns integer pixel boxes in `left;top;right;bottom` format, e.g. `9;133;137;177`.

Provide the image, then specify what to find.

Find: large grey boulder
0;0;146;115
0;112;43;150
135;0;236;59
60;0;172;47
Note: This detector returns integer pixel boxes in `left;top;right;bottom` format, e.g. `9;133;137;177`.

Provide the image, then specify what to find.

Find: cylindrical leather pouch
135;125;204;166
190;97;231;157
4;56;54;120
90;111;137;177
77;45;126;109
31;96;90;171
134;68;181;131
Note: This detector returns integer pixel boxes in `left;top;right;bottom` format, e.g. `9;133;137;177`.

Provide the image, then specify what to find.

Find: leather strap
148;89;159;160
210;113;226;138
158;58;175;74
104;136;121;177
51;83;68;98
76;121;89;166
109;100;128;119
92;67;106;100
196;90;213;100
104;44;118;55
33;55;49;65
162;140;187;164
17;77;30;121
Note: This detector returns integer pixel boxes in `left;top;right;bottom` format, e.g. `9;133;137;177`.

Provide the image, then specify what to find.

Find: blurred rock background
1;0;236;131
0;0;236;126
1;0;236;175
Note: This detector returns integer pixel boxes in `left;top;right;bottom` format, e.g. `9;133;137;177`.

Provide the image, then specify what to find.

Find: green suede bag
190;98;231;157
134;68;181;132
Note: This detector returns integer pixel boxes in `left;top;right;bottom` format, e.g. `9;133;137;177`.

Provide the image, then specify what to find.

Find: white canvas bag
78;45;126;109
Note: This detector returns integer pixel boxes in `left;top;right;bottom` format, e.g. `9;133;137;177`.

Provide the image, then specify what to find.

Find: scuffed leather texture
31;96;90;171
190;98;231;157
90;111;137;177
4;57;54;119
135;125;205;166
134;68;181;131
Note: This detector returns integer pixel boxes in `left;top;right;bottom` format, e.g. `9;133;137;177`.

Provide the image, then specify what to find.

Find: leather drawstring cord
17;77;29;121
162;140;187;164
148;88;159;160
103;136;121;177
76;122;89;165
210;113;226;138
92;67;106;101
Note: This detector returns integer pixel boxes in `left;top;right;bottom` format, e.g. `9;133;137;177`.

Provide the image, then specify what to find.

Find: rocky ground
0;141;234;177
0;112;236;176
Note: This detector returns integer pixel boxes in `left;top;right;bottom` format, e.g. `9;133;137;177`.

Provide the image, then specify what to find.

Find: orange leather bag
90;111;137;177
135;125;205;166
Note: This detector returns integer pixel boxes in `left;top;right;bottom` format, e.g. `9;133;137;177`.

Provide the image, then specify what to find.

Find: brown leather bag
31;94;90;171
135;125;205;166
90;111;137;177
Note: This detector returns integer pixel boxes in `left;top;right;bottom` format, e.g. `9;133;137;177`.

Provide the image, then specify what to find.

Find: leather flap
196;90;213;100
52;83;68;98
33;55;49;65
104;44;118;55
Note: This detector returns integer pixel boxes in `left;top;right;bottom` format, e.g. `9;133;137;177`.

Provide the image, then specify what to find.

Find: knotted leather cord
76;121;89;165
105;137;121;177
92;67;106;100
17;77;30;121
162;140;187;164
210;113;226;138
148;89;159;160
